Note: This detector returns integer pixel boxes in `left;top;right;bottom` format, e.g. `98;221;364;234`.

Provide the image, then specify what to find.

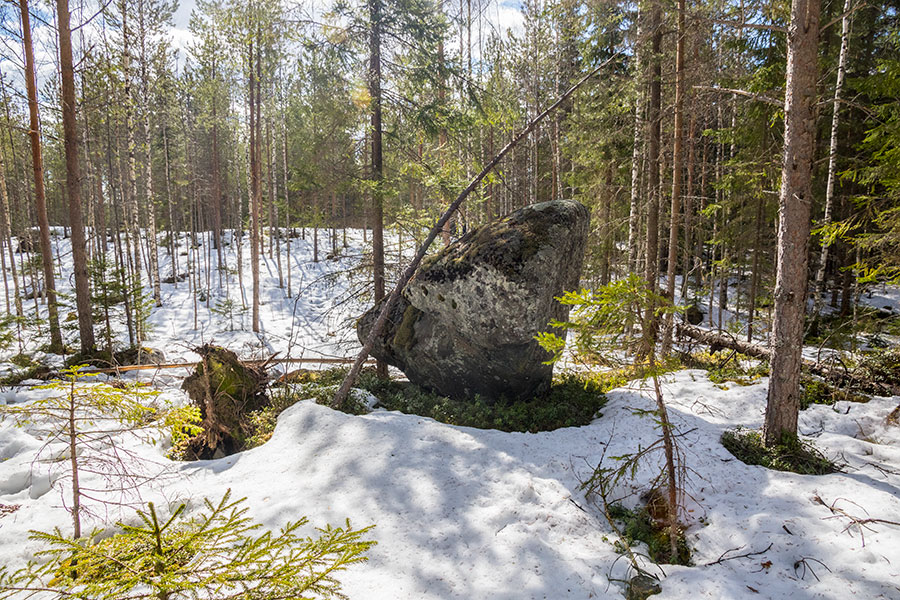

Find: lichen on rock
358;200;589;402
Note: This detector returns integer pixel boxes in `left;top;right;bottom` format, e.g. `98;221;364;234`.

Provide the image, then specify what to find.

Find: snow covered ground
0;227;374;371
1;230;900;599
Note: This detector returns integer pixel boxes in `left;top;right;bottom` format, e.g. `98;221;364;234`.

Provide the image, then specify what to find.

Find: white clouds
170;26;194;59
166;0;525;62
491;0;525;38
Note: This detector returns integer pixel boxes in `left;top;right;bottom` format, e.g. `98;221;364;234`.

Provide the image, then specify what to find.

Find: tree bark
138;0;160;307
211;58;224;280
121;2;143;342
368;0;387;377
764;0;821;447
0;144;23;327
641;1;662;356
282;109;292;297
249;37;262;333
662;0;687;354
627;5;644;274
747;194;765;341
810;0;852;332
58;0;95;353
20;0;63;351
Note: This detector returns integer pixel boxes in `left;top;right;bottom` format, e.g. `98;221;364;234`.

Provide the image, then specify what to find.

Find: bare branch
692;85;782;107
821;2;869;32
705;18;786;33
332;51;624;409
704;543;774;566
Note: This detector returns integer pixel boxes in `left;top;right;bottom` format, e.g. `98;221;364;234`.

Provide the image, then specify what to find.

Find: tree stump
181;344;269;458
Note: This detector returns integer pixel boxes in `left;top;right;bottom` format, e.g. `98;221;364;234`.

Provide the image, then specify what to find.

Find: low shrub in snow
721;428;838;475
0;490;374;600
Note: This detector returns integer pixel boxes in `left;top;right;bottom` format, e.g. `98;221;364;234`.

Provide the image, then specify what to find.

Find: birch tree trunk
810;0;852;332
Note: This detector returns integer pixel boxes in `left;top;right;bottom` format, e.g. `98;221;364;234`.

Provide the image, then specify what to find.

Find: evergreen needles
721;428;838;475
0;489;375;600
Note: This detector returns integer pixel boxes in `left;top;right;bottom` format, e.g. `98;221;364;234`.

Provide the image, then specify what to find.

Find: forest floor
1;230;899;599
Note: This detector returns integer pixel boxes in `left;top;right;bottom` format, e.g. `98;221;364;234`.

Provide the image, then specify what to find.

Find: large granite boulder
358;199;589;402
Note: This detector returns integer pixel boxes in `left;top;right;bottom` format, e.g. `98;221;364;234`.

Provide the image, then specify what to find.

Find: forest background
0;0;896;397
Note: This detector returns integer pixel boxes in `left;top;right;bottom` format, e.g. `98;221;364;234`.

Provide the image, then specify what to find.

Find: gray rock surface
358;199;589;402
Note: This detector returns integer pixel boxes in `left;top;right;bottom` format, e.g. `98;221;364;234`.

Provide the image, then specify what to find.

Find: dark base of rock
358;295;552;402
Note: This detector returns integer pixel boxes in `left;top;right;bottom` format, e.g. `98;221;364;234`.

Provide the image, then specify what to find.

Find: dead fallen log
676;323;770;359
675;323;900;398
19;356;375;380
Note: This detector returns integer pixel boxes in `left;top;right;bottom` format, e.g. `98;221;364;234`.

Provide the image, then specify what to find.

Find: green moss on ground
721;428;838;475
607;503;691;566
257;367;610;439
800;375;870;409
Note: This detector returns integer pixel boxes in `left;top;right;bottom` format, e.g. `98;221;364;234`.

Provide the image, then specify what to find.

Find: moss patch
357;369;608;433
393;305;422;350
608;503;690;566
266;367;610;433
721;428;838;475
800;375;869;409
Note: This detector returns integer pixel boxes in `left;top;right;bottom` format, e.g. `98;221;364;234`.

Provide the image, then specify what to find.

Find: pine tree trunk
747;194;765;341
121;3;142;341
265;117;282;289
0;145;22;324
764;0;821;448
58;0;95;353
143;114;161;306
0;216;9;315
20;0;63;351
249;37;262;333
109;109;135;347
627;7;644;273
266;118;275;260
314;192;319;263
331;191;337;255
282;111;292;297
641;1;662;355
680;110;696;301
211;60;224;278
369;0;387;377
662;0;686;355
163;121;178;283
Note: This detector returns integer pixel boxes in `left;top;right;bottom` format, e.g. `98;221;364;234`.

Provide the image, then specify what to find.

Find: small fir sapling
0;366;201;538
537;274;687;563
0;489;375;600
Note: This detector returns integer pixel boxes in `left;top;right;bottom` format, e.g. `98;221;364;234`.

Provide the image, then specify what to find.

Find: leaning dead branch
332;52;623;409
